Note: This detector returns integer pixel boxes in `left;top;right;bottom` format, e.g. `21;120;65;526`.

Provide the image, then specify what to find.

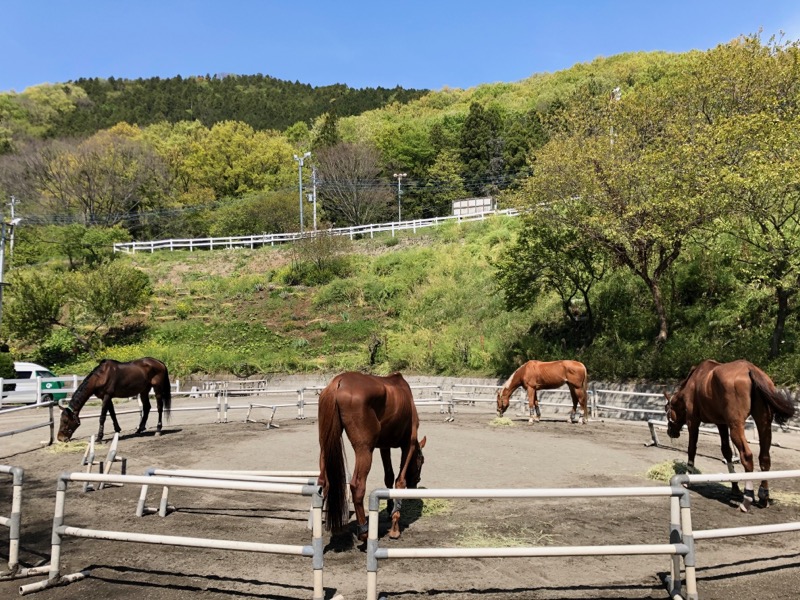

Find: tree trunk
649;279;669;346
770;287;791;358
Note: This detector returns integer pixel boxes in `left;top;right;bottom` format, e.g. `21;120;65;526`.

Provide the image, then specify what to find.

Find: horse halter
63;404;80;425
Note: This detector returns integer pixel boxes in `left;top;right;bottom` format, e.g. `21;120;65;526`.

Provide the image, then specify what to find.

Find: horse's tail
750;369;796;426
158;361;172;421
318;381;348;532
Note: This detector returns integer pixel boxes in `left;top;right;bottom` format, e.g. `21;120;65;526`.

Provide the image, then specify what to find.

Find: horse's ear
419;436;426;449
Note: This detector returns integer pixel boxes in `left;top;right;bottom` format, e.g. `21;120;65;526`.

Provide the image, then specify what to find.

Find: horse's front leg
136;392;152;434
380;448;396;520
730;425;756;512
717;424;741;497
106;398;122;434
686;422;701;471
350;447;373;542
527;388;539;424
97;398;109;443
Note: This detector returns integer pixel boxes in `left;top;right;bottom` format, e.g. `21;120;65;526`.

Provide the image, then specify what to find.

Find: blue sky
2;1;799;93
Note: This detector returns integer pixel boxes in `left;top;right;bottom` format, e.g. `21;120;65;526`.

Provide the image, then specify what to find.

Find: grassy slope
80;217;530;379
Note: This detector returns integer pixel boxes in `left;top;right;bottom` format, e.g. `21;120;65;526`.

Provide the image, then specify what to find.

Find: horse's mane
69;361;106;410
674;364;700;393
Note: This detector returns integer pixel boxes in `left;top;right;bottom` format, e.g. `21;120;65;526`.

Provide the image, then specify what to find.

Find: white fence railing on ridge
112;208;520;254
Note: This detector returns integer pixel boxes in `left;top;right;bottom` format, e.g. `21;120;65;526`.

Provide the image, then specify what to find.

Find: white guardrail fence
112;209;520;253
2;376;798;450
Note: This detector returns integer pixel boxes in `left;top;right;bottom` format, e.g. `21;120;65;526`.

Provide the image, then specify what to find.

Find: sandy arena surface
2;405;800;600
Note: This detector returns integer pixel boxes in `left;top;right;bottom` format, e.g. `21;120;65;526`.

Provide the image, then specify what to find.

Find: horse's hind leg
752;403;773;507
350;446;373;542
136;392;151;434
717;425;741;497
730;425;756;511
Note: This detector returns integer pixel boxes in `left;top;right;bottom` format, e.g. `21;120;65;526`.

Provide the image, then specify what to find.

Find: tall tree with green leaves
460;102;505;197
516;74;718;346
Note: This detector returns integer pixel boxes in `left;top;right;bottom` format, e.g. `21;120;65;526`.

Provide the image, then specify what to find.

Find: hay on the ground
45;440;89;454
489;416;514;427
646;459;701;482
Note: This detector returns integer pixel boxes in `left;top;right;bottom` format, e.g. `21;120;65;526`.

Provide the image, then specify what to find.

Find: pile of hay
646;459;701;482
45;440;88;454
489;416;515;427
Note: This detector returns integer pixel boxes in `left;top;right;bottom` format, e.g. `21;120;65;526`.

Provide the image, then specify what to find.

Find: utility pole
293;152;311;234
0;218;21;340
393;173;407;222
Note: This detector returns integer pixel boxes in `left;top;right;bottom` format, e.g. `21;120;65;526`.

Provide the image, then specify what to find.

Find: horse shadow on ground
382;580;666;600
323;498;425;554
75;564;341;599
116;427;182;442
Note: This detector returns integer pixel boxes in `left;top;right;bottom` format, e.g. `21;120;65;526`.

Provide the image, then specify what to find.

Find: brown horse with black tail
496;360;589;424
317;371;426;541
58;358;172;443
666;359;796;510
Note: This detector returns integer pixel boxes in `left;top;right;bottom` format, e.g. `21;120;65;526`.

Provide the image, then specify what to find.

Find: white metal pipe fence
19;472;326;599
365;484;693;600
0;466;50;580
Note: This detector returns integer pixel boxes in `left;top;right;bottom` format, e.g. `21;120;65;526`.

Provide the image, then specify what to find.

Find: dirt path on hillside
2;411;799;600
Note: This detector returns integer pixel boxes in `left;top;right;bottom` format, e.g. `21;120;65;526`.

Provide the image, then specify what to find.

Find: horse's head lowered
406;436;427;488
58;405;81;442
496;387;512;417
664;391;686;439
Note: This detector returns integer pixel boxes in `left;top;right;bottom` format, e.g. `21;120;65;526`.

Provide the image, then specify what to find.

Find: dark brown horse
665;359;795;509
496;360;589;424
58;358;172;443
317;371;426;541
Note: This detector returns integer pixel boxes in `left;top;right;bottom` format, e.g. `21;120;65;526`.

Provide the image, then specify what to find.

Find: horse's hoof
388;530;401;540
155;431;162;437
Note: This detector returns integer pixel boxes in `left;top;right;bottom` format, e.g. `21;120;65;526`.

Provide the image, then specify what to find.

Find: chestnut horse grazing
666;359;795;510
496;360;589;424
317;372;426;541
58;358;172;443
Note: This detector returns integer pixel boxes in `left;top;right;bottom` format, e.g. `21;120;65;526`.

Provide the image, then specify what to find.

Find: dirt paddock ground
2;407;800;600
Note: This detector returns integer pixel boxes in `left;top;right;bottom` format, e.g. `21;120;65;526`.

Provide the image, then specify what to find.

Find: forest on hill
0;34;799;386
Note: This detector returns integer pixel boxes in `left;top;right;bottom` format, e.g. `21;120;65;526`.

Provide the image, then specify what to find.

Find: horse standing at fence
317;371;426;541
665;359;795;510
496;360;589;424
58;358;172;443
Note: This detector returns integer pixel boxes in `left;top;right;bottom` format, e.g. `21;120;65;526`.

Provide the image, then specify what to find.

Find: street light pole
312;165;318;232
0;218;21;341
393;173;407;222
293;152;311;234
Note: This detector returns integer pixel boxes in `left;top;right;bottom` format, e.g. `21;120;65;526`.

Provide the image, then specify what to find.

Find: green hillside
27;216;797;387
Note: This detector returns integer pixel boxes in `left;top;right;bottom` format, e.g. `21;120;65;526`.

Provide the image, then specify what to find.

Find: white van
3;362;68;404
